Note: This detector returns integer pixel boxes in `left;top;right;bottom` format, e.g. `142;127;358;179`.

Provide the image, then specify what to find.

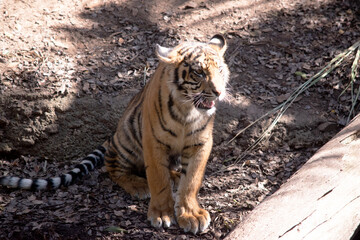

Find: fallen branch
225;113;360;240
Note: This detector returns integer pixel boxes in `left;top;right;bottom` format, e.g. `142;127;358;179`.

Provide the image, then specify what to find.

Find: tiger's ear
209;34;227;56
156;44;174;63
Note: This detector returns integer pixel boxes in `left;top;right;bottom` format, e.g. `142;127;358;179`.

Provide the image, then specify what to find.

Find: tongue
202;100;215;109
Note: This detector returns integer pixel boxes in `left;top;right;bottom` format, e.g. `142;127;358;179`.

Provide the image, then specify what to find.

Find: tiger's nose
213;89;221;97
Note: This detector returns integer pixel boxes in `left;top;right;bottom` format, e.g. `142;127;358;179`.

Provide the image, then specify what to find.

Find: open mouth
196;99;215;109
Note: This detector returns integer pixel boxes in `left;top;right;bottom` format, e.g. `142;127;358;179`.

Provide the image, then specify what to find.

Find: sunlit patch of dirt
1;0;359;238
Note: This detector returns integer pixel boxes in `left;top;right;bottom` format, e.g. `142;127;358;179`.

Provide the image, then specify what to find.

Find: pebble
21;137;35;146
318;122;338;132
45;124;59;134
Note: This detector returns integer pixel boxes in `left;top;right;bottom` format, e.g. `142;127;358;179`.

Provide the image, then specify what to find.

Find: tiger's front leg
175;138;213;234
143;140;176;229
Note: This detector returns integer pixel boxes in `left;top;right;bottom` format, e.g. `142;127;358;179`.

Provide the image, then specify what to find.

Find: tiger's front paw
175;200;211;234
147;199;176;229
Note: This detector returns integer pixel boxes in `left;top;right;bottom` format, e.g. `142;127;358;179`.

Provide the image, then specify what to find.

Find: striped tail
0;146;106;191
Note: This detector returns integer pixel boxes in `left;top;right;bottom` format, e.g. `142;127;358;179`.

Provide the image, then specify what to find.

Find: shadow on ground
0;0;359;239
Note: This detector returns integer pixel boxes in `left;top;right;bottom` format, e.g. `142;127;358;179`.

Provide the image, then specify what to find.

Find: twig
229;39;360;164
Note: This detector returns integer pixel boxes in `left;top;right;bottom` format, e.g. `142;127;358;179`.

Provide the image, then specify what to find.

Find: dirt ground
0;0;359;239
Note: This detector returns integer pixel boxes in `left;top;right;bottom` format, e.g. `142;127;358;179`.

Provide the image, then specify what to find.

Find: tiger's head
156;35;230;116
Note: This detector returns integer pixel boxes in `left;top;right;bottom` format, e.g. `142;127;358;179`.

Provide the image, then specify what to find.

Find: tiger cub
0;34;230;234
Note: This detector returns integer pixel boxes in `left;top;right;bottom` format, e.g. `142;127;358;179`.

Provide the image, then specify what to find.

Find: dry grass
230;39;360;163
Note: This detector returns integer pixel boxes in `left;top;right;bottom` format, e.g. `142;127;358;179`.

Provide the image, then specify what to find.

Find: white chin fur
206;106;216;116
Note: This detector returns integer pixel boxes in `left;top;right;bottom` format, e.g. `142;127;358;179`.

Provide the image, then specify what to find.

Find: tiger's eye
183;62;189;67
194;69;204;76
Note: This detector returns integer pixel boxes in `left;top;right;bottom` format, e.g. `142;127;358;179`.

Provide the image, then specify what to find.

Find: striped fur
0;146;106;190
0;35;229;234
105;35;229;234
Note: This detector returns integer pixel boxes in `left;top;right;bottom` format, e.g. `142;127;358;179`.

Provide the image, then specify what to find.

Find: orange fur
105;34;230;233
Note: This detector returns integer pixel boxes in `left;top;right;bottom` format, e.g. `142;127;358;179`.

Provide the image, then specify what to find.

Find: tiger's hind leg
104;141;150;199
109;173;150;199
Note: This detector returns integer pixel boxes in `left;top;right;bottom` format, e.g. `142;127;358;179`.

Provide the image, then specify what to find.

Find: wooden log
225;114;360;240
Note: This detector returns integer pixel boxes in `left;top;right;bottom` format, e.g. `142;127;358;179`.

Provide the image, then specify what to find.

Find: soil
0;0;359;239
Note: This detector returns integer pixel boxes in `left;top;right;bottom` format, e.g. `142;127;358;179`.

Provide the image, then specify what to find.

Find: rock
0;142;12;152
318;122;338;132
45;124;59;134
21;137;35;146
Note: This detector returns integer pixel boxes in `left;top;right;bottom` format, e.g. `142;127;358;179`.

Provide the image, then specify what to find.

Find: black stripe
122;128;142;159
128;98;143;149
188;65;194;75
174;67;186;91
30;179;40;191
158;86;168;127
183;142;205;150
150;120;171;150
158;84;163;113
192;53;201;62
122;92;144;154
105;149;117;158
134;167;146;178
75;164;88;177
174;67;180;84
155;98;165;124
92;152;104;167
167;94;183;124
179;46;192;55
107;162;133;171
105;158;118;164
84;162;94;171
107;163;121;169
188;46;203;61
84;156;97;168
137;110;142;141
119;140;137;157
181;169;187;175
183;80;199;86
68;171;78;184
16;178;24;188
176;84;186;91
155;104;177;137
158;186;167;195
186;116;212;137
159;66;166;79
107;169;129;174
122;102;143;156
106;157;133;170
178;47;186;54
60;175;68;187
134;110;143;148
182;70;186;79
110;136;137;168
97;145;106;154
190;84;201;90
93;150;103;160
47;178;55;189
186;47;198;60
